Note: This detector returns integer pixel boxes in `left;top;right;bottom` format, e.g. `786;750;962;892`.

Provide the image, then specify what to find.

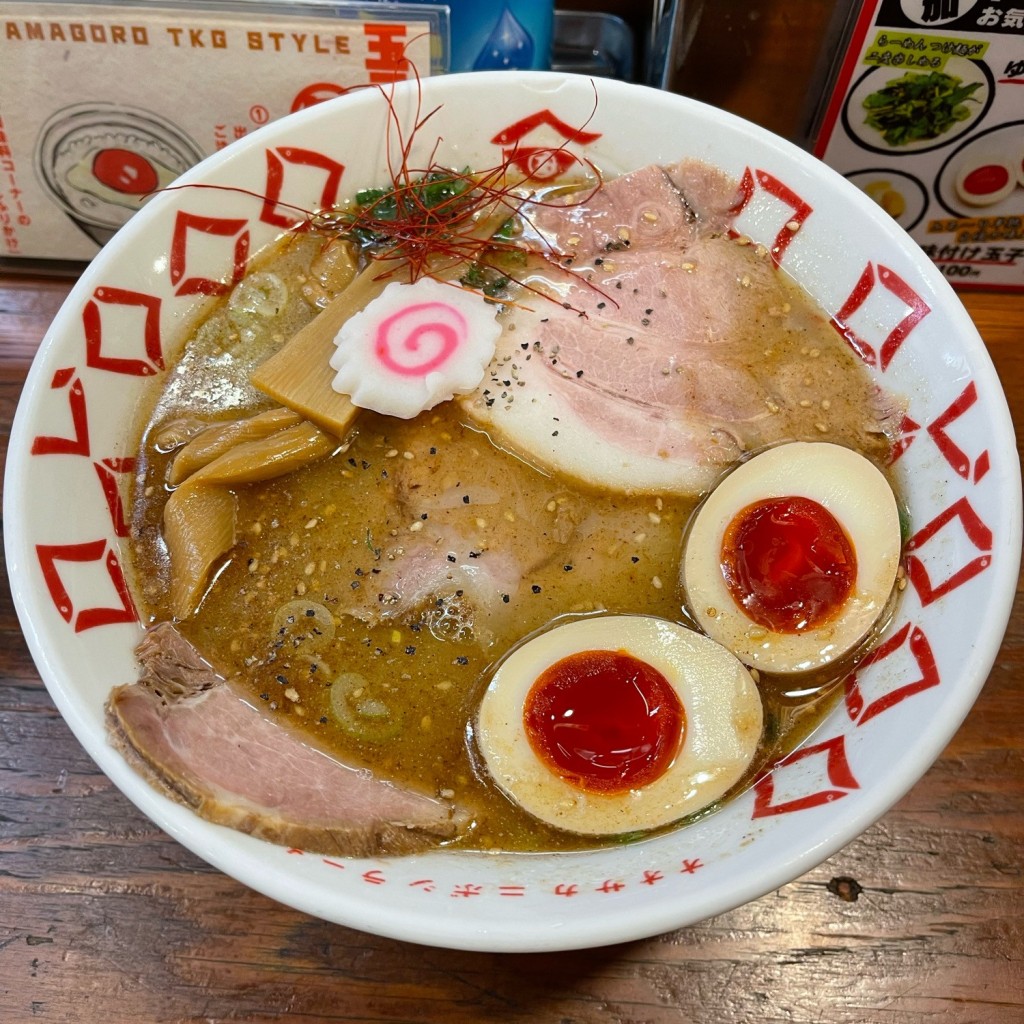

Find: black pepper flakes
405;646;416;655
532;584;542;594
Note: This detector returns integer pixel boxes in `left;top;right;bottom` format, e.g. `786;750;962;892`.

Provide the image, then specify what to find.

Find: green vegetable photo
862;69;983;146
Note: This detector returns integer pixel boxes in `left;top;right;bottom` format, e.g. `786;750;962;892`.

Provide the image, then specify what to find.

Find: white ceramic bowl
6;72;1020;952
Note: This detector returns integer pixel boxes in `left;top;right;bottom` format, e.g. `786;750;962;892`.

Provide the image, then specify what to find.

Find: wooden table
1;267;1021;1021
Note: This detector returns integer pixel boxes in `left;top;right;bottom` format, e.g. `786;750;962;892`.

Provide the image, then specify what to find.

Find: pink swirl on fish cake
374;301;467;378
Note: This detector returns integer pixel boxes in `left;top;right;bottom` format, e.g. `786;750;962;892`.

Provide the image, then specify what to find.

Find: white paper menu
0;1;438;261
814;0;1024;292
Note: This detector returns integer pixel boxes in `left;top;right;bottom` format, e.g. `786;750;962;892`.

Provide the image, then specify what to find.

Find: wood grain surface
2;3;1022;1018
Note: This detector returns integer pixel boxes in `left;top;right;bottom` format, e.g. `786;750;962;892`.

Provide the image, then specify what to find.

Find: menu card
814;0;1023;292
0;1;439;262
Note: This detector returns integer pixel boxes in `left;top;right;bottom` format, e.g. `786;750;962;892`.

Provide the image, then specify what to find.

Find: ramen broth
128;197;898;853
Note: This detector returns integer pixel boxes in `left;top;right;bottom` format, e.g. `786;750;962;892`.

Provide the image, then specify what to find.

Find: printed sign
0;2;436;261
815;0;1024;291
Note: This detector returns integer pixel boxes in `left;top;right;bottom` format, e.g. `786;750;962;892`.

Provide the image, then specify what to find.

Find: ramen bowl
5;72;1020;952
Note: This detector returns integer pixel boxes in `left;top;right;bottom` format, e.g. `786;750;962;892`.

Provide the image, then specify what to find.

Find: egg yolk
721;496;856;633
961;164;1010;197
91;148;159;195
523;650;684;795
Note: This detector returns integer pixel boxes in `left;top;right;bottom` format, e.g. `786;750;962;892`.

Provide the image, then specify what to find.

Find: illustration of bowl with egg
34;102;205;247
5;72;1020;951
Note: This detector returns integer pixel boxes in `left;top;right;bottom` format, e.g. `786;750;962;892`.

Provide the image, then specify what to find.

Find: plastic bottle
379;0;553;71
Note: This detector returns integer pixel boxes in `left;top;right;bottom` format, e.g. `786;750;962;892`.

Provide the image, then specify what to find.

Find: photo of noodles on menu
815;0;1023;291
0;1;437;262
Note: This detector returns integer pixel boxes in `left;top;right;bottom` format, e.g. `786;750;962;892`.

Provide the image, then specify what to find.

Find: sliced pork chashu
106;623;460;856
464;163;896;496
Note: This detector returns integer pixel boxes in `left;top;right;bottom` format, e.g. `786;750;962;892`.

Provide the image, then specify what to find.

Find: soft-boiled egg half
682;441;901;675
475;615;763;836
